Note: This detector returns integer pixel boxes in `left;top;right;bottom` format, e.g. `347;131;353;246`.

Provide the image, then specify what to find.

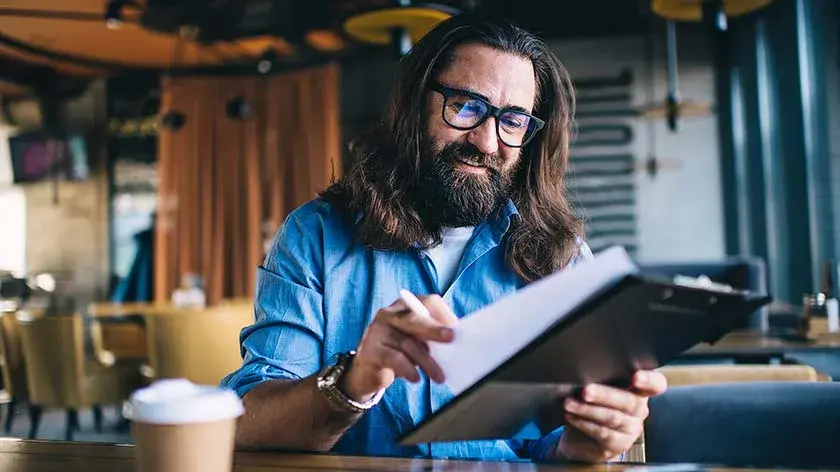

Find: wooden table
87;303;156;318
683;330;840;363
0;439;829;472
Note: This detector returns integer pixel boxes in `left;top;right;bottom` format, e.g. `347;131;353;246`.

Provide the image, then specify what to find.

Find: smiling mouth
455;157;490;174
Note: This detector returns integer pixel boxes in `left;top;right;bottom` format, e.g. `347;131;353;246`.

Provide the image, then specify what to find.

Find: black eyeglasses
429;82;545;148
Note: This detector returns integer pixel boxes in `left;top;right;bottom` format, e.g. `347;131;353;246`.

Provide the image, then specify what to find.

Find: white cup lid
123;378;244;425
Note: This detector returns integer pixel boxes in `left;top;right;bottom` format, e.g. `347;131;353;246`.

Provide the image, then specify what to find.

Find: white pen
398;288;431;318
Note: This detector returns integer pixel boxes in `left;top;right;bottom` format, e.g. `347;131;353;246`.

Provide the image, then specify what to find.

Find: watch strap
317;351;384;413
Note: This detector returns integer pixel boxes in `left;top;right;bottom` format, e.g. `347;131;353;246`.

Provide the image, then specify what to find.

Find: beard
416;138;515;228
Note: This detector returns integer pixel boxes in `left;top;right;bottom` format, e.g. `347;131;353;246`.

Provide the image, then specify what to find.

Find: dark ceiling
486;0;654;39
0;0;661;91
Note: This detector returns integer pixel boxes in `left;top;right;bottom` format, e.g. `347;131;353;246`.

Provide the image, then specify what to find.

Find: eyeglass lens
443;91;535;147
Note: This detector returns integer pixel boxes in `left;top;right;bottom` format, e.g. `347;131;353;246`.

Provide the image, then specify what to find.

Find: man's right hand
340;294;459;402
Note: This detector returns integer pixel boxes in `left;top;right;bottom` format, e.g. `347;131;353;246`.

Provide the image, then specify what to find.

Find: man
221;13;667;463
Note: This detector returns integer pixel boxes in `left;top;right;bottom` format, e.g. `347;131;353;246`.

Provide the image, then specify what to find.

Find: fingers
631;370;668;396
578;384;648;418
379;344;422;383
558;376;657;460
564;412;638;456
381;302;454;343
354;294;458;390
564;397;643;436
381;329;445;383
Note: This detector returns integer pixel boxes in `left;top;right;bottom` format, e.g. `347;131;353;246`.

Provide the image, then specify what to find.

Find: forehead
435;43;537;112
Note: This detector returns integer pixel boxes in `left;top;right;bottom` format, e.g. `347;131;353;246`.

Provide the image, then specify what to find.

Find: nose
466;117;500;156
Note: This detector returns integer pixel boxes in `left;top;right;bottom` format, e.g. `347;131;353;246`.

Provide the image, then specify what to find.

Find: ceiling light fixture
256;49;276;74
104;0;125;30
651;0;775;32
343;1;459;59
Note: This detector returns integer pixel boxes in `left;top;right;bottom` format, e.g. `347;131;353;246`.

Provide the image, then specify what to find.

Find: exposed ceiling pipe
665;19;680;131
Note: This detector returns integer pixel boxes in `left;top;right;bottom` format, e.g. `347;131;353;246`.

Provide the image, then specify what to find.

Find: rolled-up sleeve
220;204;326;398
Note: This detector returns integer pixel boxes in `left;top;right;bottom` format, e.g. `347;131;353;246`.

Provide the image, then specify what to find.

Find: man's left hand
554;370;668;463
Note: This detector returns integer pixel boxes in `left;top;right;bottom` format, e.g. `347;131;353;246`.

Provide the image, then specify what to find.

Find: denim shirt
221;197;593;461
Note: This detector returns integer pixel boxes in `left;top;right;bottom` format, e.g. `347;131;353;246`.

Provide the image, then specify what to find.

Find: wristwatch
316;350;384;413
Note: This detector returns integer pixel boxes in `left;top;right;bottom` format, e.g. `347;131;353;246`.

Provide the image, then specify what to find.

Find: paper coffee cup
123;378;244;472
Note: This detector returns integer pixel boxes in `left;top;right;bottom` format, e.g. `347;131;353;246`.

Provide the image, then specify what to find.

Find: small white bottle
826;297;839;333
171;273;206;309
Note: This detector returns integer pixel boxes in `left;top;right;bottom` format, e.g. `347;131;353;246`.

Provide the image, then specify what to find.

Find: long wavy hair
321;14;583;283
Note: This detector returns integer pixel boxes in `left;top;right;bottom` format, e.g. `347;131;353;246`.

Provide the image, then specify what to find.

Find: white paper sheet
428;246;638;395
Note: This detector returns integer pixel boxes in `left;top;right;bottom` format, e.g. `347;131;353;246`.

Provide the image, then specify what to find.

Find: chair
640;257;768;330
142;303;253;386
0;311;40;434
625;364;830;463
644;382;840;468
15;311;143;440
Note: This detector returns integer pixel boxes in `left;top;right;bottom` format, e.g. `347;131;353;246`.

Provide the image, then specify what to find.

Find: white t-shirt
423;226;475;292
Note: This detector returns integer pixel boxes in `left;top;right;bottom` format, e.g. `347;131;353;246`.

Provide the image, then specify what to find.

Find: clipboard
398;265;771;445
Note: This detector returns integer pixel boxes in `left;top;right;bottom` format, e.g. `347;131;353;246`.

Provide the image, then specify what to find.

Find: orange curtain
154;63;341;305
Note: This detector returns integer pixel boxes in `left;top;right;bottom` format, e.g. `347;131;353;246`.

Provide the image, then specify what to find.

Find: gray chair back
645;382;840;469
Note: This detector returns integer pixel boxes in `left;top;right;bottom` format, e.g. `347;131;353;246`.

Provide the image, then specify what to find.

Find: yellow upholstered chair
0;311;39;434
15;311;143;440
142;303;254;386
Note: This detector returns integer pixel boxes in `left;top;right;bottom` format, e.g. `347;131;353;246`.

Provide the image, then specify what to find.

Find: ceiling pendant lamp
651;0;775;31
343;1;460;58
645;0;775;130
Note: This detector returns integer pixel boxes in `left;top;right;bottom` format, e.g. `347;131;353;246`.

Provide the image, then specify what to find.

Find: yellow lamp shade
652;0;775;21
343;7;452;45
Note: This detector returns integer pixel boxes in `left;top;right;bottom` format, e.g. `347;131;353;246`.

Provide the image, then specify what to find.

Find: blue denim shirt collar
491;198;520;236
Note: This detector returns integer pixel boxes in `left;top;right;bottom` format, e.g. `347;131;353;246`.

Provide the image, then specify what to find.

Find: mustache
439;142;505;173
